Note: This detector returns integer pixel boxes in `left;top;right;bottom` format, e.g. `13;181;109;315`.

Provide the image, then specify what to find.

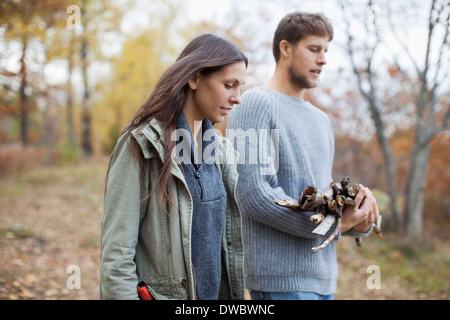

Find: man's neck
265;69;306;100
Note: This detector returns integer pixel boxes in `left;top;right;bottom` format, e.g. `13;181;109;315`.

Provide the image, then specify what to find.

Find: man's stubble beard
288;65;317;90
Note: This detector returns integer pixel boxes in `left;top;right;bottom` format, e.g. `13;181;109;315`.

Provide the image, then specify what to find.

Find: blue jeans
250;290;334;300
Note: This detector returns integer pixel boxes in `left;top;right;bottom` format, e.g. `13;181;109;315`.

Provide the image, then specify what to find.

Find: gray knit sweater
227;86;362;295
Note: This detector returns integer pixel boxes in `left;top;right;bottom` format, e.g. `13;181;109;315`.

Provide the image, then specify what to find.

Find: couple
100;12;379;300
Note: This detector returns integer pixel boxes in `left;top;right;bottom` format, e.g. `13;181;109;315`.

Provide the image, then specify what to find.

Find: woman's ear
188;73;200;90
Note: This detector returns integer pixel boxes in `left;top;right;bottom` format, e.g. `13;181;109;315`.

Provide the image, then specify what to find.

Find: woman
100;34;248;300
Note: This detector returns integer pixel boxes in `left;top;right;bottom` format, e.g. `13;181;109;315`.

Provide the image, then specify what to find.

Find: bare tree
339;0;450;239
339;0;403;231
399;0;450;239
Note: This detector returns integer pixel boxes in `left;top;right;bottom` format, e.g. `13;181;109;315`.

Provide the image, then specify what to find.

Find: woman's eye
224;84;233;89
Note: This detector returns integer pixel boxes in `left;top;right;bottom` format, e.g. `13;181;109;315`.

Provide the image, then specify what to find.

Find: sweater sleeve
227;89;337;239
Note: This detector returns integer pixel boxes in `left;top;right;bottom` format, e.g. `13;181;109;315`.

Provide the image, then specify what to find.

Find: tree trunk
19;36;29;146
367;96;403;230
42;97;59;165
66;42;76;148
80;1;92;157
404;140;430;239
404;86;435;239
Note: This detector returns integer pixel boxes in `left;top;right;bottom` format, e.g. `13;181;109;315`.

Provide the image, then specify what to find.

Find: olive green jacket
100;118;244;300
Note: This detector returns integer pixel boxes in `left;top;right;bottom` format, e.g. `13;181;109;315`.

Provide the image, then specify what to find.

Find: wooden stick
312;214;336;235
273;199;301;210
312;217;341;253
310;213;325;224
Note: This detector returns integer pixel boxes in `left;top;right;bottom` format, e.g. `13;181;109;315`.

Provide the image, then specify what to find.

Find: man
227;12;379;300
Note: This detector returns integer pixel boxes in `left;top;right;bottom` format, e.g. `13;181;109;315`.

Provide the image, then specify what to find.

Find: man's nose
318;52;327;65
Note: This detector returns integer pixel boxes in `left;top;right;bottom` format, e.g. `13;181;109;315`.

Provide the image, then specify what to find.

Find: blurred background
0;0;448;300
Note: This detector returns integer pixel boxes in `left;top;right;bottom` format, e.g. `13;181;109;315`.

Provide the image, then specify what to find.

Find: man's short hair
272;12;334;62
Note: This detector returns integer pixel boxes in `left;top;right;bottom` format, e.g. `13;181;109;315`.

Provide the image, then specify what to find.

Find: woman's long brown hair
122;34;248;210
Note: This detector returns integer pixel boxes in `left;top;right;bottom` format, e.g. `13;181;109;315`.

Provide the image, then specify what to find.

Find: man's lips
310;69;322;76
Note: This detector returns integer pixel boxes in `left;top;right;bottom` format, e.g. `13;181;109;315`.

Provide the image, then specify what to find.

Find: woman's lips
220;107;232;115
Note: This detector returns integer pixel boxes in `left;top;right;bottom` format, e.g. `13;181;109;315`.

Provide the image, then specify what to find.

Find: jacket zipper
175;163;197;300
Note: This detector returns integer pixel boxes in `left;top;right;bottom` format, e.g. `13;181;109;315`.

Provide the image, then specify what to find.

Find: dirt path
0;158;105;299
1;157;448;300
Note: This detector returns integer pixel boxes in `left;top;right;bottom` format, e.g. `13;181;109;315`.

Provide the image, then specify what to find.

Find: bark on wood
274;176;383;252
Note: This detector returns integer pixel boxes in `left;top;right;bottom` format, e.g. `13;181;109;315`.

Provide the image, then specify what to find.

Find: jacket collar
131;118;165;162
130;117;236;169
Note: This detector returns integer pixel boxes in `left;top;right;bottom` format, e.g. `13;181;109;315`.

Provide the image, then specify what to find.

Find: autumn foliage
1;0;449;236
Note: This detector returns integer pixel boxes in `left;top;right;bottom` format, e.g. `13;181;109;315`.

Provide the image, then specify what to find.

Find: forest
0;0;449;300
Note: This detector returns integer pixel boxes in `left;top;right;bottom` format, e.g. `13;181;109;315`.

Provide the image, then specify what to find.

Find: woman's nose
231;90;241;104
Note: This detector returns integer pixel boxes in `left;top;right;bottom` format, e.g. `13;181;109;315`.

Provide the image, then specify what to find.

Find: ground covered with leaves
0;158;448;300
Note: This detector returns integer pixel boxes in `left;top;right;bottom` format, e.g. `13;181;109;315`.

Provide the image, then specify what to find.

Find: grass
0;157;448;300
336;229;450;299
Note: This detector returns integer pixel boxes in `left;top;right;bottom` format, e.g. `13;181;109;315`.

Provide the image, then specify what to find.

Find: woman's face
186;61;246;124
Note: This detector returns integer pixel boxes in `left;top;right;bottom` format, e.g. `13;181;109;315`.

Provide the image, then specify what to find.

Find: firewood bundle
274;176;382;253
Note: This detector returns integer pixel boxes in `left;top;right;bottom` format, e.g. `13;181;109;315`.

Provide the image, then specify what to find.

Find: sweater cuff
342;224;373;237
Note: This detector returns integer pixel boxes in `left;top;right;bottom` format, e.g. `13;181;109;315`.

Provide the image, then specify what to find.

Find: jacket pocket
138;276;190;300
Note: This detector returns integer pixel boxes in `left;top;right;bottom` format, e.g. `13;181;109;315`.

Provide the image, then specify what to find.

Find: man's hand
341;185;379;233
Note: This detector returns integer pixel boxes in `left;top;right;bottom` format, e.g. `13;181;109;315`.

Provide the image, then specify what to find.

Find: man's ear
279;40;292;59
188;73;200;90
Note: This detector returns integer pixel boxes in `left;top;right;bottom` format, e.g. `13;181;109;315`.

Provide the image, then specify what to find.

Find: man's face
287;35;329;90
